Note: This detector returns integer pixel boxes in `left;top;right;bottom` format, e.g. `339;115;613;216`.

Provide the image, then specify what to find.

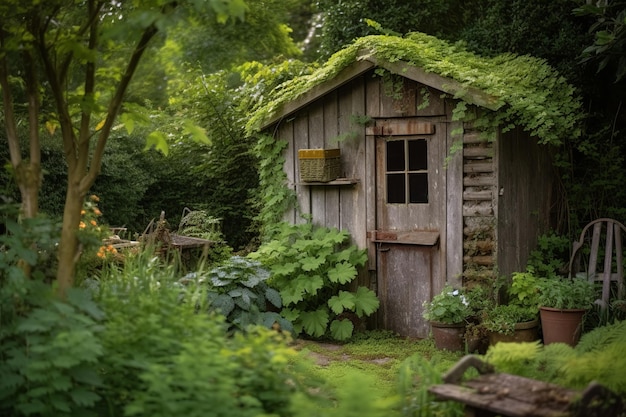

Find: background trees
312;0;626;235
2;0;626;288
0;0;247;292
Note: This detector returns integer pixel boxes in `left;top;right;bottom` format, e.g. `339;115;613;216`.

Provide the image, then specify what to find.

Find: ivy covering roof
248;32;582;146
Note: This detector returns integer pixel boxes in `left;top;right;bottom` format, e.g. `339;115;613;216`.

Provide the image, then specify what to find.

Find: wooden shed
252;34;579;338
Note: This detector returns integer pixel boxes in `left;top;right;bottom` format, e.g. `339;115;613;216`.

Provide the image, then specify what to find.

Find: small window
386;138;428;204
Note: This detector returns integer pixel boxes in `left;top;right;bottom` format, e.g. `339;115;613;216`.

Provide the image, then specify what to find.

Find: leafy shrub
177;208;224;241
249;222;379;341
525;233;571;279
93;249;299;417
0;284;104;417
397;354;464;417
181;255;292;333
1;200;102;416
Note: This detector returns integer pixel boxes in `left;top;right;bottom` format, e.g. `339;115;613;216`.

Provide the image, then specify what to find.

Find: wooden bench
429;355;624;417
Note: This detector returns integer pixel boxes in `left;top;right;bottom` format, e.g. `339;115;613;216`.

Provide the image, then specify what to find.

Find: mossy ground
292;330;463;399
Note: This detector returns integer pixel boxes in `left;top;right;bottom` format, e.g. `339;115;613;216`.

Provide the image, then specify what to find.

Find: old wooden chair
567;218;626;312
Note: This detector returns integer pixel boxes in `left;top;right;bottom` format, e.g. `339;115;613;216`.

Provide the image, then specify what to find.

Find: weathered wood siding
496;127;554;277
266;66;554;336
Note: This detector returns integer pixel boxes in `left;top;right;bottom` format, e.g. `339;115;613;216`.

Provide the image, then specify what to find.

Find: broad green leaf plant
249;222;379;341
180;256;293;333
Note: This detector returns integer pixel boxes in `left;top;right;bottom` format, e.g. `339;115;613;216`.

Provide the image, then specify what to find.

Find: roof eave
259;51;503;131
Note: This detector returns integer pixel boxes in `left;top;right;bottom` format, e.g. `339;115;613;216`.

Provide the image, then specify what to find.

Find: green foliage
459;0;588;82
253;134;296;236
0;198;60;282
247;33;582;149
537;276;597;310
508;271;541;309
565;320;626;394
177;209;224;241
484;341;551;377
0;208;103;417
316;0;471;59
422;285;472;325
0;287;104;417
182;255;293;333
89;133;157;231
290;369;394;417
525;232;571;279
484;320;626;396
575;0;626;82
397;354;464;417
482;305;537;335
126;327;296;417
249;222;378;341
92;249;298;417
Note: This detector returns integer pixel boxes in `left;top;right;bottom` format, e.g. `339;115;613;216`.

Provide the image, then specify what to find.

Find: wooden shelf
298;178;360;186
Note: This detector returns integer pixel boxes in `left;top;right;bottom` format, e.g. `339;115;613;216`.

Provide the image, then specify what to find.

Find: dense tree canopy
0;0;247;292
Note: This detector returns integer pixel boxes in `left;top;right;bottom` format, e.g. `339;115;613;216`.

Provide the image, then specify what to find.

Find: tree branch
36;10;78;173
81;23;159;191
76;0;99;176
58;1;105;83
23;48;41;166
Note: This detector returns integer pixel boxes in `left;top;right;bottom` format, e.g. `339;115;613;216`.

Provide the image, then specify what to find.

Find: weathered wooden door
374;119;445;338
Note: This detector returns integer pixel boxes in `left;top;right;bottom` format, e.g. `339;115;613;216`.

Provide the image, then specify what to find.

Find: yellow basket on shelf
298;149;341;182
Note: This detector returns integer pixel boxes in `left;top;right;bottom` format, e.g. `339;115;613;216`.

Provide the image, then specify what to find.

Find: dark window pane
409;173;428;203
386;140;405;171
408;139;428;171
387;173;405;203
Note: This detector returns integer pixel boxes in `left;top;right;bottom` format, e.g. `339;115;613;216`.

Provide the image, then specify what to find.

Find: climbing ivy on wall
247;32;582;147
253;134;296;238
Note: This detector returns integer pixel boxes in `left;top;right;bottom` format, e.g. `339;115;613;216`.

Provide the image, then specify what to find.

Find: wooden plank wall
496;127;554;278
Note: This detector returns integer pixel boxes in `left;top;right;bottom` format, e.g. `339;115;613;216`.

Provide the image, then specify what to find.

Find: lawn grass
292;330;463;400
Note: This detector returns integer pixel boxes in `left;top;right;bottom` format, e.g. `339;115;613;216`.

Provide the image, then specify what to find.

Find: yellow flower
90;194;99;202
81;210;86;215
90;220;97;226
94;208;102;216
79;221;86;229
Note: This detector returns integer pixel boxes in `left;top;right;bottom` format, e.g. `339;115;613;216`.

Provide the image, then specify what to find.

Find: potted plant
537;276;596;346
483;304;539;345
481;271;541;345
422;285;471;351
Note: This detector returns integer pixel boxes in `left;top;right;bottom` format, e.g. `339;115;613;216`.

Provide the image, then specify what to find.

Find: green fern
483;321;626;396
484;341;544;376
575;319;626;353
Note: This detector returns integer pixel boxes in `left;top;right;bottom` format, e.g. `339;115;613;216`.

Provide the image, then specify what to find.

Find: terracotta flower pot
431;321;466;352
488;318;540;346
539;306;587;346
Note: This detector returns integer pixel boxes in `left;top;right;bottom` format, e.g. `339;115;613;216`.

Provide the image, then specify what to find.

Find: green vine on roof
247;32;583;146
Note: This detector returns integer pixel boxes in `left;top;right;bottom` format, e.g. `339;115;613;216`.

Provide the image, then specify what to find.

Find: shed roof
248;33;582;146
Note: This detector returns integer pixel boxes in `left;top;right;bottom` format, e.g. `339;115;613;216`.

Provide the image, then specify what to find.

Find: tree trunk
15;162;41;219
56;181;85;296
